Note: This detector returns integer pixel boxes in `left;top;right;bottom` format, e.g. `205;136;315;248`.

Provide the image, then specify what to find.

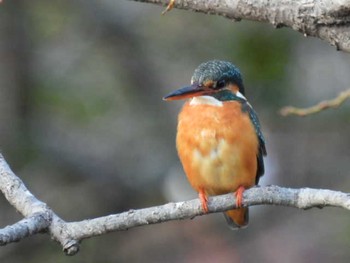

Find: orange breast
176;100;258;196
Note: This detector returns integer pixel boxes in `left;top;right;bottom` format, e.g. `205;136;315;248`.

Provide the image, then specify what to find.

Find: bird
163;60;267;229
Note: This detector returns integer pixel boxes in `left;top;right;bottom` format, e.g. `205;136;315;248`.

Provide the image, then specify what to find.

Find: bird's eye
215;79;226;89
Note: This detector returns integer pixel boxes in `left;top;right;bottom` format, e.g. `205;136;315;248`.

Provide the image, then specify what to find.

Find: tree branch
129;0;350;53
280;88;350;116
0;213;50;245
1;153;350;255
0;154;80;255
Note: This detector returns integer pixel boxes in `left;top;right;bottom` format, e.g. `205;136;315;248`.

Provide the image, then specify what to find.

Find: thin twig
161;0;175;15
280;89;350;117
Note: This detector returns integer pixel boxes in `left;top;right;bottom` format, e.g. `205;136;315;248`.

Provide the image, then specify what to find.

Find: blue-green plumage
191;60;245;95
241;102;267;183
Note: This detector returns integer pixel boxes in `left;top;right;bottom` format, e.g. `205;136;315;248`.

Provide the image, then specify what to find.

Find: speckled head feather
191;60;245;95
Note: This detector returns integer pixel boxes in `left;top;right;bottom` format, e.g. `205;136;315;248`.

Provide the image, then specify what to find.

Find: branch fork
1;154;350;255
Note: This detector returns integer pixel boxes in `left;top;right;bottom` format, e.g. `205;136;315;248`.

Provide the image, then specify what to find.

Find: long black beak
163;84;205;101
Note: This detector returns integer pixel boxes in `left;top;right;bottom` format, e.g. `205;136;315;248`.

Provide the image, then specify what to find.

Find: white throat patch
190;96;223;107
236;91;247;101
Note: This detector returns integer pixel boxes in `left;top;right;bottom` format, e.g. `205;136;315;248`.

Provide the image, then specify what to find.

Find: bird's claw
235;186;245;208
199;189;209;213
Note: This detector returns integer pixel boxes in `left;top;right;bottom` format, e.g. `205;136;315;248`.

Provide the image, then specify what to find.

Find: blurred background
0;0;349;262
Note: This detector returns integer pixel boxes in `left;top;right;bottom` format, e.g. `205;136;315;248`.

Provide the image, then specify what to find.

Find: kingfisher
163;60;267;228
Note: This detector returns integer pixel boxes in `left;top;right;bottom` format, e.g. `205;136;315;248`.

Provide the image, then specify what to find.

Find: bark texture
1;154;350;255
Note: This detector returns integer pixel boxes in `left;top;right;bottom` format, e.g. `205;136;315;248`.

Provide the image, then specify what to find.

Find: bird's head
163;60;245;101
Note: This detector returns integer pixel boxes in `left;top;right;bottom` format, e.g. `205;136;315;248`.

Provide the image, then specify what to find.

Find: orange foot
234;186;246;208
162;0;175;15
199;189;209;213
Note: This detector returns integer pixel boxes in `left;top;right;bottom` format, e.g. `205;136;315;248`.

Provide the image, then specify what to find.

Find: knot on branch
63;240;80;256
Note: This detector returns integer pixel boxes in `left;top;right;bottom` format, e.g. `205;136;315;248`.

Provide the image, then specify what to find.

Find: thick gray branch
0;153;350;255
129;0;350;52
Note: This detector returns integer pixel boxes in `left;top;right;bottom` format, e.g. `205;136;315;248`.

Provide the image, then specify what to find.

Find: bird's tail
223;208;249;230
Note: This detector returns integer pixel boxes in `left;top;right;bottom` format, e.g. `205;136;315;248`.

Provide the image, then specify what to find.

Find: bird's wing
241;102;267;184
